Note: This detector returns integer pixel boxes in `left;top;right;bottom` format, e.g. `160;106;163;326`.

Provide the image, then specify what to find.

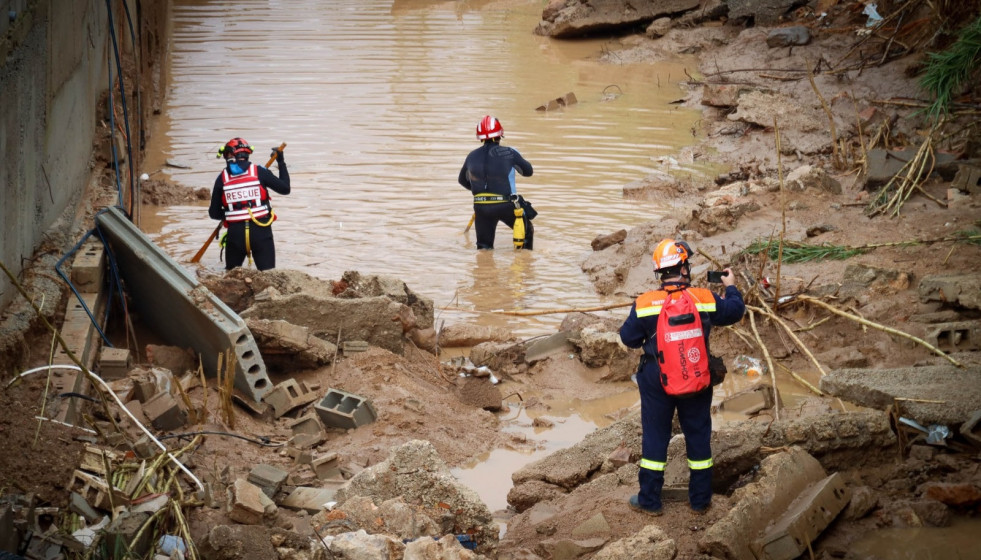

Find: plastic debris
863;3;883;27
732;355;766;378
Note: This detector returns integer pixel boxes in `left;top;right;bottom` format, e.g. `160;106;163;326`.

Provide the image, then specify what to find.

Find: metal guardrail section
96;207;271;402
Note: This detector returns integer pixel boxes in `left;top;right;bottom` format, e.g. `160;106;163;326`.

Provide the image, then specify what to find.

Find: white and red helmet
476;116;504;140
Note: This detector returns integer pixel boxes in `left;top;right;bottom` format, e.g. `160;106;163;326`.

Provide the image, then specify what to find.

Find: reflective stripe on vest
639;458;666;472
688;457;713;470
222;164;270;222
635;287;717;318
473;193;508;204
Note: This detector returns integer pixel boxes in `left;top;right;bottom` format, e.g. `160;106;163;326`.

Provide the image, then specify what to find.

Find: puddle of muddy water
849;517;981;559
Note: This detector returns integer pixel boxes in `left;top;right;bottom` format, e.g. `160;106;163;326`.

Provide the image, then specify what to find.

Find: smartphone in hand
707;270;727;283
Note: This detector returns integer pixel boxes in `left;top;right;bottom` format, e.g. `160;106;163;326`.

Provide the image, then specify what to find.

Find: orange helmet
218;137;254;159
476;116;503;140
651;239;692;271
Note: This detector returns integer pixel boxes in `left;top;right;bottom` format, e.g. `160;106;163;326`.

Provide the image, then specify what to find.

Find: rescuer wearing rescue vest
619;239;745;516
208;138;290;271
458;116;534;250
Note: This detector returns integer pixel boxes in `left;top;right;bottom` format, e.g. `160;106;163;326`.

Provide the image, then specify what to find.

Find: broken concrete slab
918;274;981;311
713;383;775;416
246;318;337;370
753;473;850;560
952;162;981;194
247;465;288;499
924;321;981;352
698;447;829;560
228;479;276;525
524;332;574;364
820;365;981;426
142;390;188;431
95;207;272;402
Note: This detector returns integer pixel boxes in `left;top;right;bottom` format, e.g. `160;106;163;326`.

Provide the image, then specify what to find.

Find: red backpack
656;290;711;396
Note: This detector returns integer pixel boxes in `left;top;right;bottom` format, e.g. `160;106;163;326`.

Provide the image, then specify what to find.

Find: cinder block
927;321;981;352
99;347;132;379
142;391;188;431
289;413;325;437
754;473;851;560
314;388;377;430
247;464;288;499
263;379;320;418
311;452;341;480
71;239;106;293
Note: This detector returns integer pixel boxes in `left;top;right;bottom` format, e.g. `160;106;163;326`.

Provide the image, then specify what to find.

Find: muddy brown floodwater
141;0;715;340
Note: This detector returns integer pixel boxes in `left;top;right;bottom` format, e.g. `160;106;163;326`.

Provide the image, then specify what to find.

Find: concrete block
315;388;378;430
926;321;981;352
99;347;132;379
754;473;851;560
142;391;188;431
263;379;320;418
247;464;288;499
311;452;341;480
866;149;956;187
280;486;341;514
71;239;105;293
95;207;272;402
288;465;318;486
292;432;326;449
290;413;325;437
341;340;369;354
952;163;981;194
131;373;157;403
228;479;276;525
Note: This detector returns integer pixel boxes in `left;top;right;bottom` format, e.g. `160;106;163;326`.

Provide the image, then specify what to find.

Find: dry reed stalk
798;295;963;367
221;349;236;429
748;308;780;420
748;305;829;377
806;60;842;169
775;116;786;306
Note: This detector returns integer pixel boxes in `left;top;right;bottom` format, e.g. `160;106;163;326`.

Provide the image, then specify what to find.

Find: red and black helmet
218;137;254;159
476;116;503;140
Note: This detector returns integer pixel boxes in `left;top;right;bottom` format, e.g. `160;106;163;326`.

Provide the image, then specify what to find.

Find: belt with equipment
473;194;509;204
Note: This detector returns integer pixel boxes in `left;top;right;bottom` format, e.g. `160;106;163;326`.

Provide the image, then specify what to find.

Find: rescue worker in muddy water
619;239;745;517
458;116;535;250
208;138;290;271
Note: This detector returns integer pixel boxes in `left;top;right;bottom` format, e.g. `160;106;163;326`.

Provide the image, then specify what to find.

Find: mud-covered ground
1;1;980;560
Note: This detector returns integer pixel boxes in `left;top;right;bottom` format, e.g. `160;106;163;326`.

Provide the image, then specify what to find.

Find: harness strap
248;206;276;227
245;222;252;267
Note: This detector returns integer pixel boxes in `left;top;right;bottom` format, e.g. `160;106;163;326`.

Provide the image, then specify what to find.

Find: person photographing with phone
619;238;745;517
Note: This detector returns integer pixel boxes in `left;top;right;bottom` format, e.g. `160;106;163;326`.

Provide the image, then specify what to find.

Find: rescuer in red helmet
619;239;745;517
458;116;535;250
208;137;291;271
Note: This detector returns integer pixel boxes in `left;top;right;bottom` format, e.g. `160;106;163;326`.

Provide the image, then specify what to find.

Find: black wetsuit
208;157;290;271
458;140;533;249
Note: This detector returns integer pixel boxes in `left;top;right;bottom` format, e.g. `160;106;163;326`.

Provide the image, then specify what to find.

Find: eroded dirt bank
1;1;980;560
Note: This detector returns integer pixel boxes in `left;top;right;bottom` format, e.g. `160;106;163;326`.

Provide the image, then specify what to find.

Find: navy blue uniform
619;283;744;512
458;141;532;249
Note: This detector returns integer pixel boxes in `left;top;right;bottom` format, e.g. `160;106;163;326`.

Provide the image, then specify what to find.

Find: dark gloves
270;147;285;164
